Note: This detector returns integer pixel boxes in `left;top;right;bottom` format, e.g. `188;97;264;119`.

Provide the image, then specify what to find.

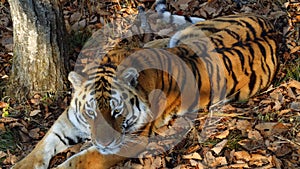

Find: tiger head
68;65;152;155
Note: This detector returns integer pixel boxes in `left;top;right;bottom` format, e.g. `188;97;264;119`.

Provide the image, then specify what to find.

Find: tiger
11;14;278;169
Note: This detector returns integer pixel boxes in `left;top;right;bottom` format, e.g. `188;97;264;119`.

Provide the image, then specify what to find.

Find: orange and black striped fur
11;14;277;169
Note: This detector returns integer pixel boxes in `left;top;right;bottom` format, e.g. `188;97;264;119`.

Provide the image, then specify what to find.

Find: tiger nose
97;137;114;147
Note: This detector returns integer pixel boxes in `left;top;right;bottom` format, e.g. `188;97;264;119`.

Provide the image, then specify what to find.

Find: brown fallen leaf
141;156;163;169
290;46;300;54
271;155;283;168
249;154;271;167
0;151;7;159
2;150;17;165
205;155;227;168
186;144;200;154
211;139;227;155
270;91;284;101
28;128;40;139
229;163;249;168
287;87;297;99
215;129;230;139
238;139;265;151
234;151;251;162
220;104;237;112
272;123;290;135
204;151;215;167
287;80;300;89
29;109;41;117
272;100;282;111
182;152;202;160
278;109;292;116
69;12;81;24
296;132;300;143
30;99;40;105
214;157;227;166
195;162;205;169
18;130;31;143
255;122;277;137
172;0;193;11
189;159;204;167
262;105;273;114
152;156;163;168
0;101;8;108
275;143;292;157
248;129;263;140
0;123;6;132
236;120;252;136
290;102;300;111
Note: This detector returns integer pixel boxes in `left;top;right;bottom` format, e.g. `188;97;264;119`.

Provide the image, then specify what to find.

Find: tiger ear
121;67;139;87
68;71;85;90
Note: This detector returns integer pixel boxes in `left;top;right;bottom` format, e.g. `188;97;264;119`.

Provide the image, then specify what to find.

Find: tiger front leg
54;147;126;169
11;108;90;169
55;136;148;169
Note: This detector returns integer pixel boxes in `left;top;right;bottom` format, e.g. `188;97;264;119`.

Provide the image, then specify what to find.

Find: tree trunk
7;0;68;100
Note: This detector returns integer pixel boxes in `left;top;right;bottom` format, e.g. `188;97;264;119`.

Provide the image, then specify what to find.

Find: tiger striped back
169;15;278;103
143;14;277;106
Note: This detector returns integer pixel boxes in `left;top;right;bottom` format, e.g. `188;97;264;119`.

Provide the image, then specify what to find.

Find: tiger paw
11;157;48;169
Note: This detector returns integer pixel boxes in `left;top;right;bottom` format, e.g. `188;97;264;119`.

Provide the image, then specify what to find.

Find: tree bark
7;0;68;100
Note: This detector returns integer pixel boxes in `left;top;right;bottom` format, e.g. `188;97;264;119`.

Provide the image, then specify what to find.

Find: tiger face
68;66;151;155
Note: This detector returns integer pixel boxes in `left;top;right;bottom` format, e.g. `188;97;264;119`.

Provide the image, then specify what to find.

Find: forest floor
0;0;300;168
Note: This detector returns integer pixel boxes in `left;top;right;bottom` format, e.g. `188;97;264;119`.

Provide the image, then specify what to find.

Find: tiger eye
112;109;120;118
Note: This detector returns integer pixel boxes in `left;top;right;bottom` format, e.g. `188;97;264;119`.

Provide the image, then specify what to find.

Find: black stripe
65;136;77;145
184;15;193;23
130;98;134;106
222;54;232;74
248;72;256;92
235;90;241;101
224;29;240;40
151;50;164;92
84;64;117;74
54;133;67;145
189;54;202;93
135;95;141;111
263;37;277;68
256;41;268;75
198;27;219;34
78;100;82;110
89;70;115;77
77;111;88;124
241;20;257;39
233;48;245;71
167;72;173;96
212;19;242;26
210;36;224;47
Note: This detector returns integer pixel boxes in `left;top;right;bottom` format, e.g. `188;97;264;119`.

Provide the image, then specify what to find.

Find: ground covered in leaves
0;0;300;168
